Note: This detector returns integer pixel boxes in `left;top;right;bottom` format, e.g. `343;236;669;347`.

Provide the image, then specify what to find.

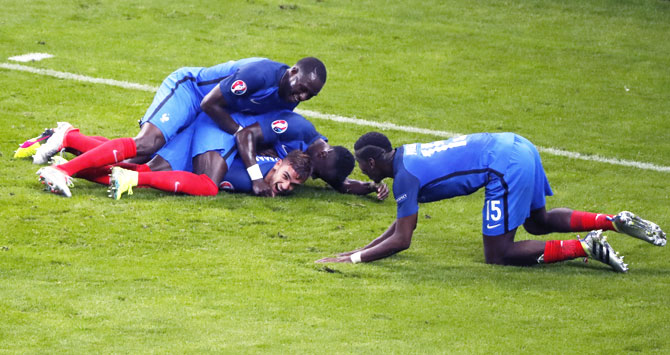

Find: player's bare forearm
340;220;397;255
235;124;263;169
201;84;240;135
339;179;389;200
353;216;416;262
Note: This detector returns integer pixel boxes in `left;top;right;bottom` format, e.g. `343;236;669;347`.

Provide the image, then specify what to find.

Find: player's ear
368;157;376;169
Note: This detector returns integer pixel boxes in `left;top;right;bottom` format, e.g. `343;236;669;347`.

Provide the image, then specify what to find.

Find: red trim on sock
58;138;137;176
543;239;587;263
138;171;218;196
569;211;614;231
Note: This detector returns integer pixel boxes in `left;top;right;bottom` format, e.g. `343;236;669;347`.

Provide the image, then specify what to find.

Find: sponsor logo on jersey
231;80;247;95
271;120;288;134
219;181;235;191
395;193;407;203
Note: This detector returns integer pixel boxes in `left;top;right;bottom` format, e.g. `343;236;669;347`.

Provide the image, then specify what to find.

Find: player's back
192;57;268;96
398;133;516;201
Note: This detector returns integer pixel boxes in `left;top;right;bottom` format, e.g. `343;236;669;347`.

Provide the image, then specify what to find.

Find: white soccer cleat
580;230;628;273
611;211;666;247
37;166;73;197
49;155;68;166
32;122;73;165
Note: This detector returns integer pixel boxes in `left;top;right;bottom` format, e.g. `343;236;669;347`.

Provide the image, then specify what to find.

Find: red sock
115;162;152;172
63;129;109;153
569;211;614;231
76;166;113;185
542;239;587;263
57;138;137;176
138;171;218;196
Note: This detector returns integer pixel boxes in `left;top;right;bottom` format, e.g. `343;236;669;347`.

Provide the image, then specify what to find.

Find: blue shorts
156;114;237;172
482;135;553;236
139;67;203;142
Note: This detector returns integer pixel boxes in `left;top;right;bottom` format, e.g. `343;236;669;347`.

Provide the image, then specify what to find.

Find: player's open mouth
275;183;283;193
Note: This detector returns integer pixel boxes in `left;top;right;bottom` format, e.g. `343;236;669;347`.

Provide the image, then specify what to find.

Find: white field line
2;62;669;173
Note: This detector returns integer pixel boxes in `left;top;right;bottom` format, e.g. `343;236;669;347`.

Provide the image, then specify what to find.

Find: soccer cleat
580;230;628;273
13;128;54;158
611;211;666;247
108;166;138;200
32;122;73;165
49;155;68;166
37;166;73;198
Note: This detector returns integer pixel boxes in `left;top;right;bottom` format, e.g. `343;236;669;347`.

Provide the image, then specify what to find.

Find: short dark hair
321;145;354;189
284;150;312;182
355;145;387;162
296;57;327;84
354;132;392;153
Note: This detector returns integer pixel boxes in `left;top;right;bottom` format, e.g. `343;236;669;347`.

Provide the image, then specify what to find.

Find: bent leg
524;207;615;235
193;151;229;186
482;229;546;266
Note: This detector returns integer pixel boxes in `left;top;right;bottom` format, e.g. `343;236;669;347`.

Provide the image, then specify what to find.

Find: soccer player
32;57;326;197
316;132;666;273
108;150;313;198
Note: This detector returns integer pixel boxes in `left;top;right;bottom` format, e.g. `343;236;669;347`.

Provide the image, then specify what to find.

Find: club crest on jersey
231;80;247;95
219;181;235;191
271;120;288;134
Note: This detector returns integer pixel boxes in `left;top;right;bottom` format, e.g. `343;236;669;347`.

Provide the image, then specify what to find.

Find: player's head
354;132;394;183
280;57;327;103
354;131;393;152
265;150;312;196
312;145;354;189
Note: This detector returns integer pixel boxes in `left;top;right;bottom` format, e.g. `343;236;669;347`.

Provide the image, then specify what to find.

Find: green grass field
1;0;670;353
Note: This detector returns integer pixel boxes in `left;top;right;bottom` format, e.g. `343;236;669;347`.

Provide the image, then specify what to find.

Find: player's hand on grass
315;255;352;263
337;249;362;257
374;183;389;201
252;179;275;197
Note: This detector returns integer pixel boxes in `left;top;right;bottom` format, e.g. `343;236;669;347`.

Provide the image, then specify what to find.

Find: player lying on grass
316;132;666;273
24;110;387;199
29;56;326;195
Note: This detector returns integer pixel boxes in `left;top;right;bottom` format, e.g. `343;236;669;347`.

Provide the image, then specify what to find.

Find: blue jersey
140;58;296;142
392;133;553;235
255;111;327;157
232;110;327;158
219;156;279;193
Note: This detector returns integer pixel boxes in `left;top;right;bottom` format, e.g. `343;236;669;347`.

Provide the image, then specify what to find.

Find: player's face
266;160;305;195
283;68;323;103
357;157;382;183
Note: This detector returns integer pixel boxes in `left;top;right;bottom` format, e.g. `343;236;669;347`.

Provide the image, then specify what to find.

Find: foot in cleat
14;128;54;159
611;211;666;247
36;166;73;197
580;230;628;273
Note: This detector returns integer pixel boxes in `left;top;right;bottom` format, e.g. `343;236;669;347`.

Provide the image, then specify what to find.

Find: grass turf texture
1;0;670;352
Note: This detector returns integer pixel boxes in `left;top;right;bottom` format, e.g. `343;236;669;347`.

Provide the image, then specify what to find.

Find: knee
134;130;164;156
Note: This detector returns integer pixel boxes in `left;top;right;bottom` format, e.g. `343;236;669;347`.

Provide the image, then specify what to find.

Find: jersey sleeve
393;166;421;219
218;62;267;106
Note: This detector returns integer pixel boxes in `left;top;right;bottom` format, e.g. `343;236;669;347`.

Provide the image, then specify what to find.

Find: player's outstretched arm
316;214;417;263
236;123;274;197
200;84;242;135
338;179;389;200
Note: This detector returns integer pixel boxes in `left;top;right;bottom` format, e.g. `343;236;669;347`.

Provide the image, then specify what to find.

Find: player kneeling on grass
316;132;666;273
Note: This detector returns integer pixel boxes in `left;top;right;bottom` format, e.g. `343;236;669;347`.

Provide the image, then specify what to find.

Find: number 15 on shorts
485;200;502;229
